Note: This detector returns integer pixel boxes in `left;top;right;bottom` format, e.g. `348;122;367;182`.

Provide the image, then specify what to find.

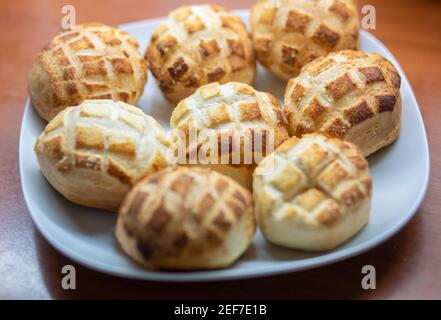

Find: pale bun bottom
258;201;370;251
115;212;256;270
36;153;128;212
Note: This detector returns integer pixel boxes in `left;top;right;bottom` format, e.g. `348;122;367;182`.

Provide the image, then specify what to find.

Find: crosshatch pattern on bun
251;0;359;80
146;4;256;103
253;134;372;251
284;50;402;157
116;166;256;269
28;23;148;121
34;100;173;211
169;82;290;189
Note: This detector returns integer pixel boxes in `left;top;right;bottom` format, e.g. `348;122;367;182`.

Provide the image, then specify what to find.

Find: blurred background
0;0;440;299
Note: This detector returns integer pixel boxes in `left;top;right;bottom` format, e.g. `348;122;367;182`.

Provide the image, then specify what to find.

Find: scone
34;100;172;211
251;0;359;80
116;166;256;269
28;23;148;121
284;50;402;156
253;134;372;251
170;82;290;189
146;4;256;103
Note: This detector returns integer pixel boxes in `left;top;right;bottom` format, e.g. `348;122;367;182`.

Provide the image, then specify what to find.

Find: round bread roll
146;4;256;103
28;23;148;121
251;0;359;80
116;166;256;269
170;82;290;189
253;134;372;251
34;100;172;211
284;50;402;157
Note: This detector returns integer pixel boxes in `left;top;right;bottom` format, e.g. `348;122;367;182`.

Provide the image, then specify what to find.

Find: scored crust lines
40;24;146;108
122;167;252;257
286;51;401;137
170;82;288;161
173;82;284;129
252;0;359;79
147;5;254;100
39;101;171;186
262;136;371;227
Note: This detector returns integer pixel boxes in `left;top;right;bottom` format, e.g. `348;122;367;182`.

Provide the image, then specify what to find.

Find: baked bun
34;100;172;211
146;4;256;103
251;0;359;80
170;82;290;189
28;23;147;121
253;134;372;251
116;166;255;269
285;50;402;157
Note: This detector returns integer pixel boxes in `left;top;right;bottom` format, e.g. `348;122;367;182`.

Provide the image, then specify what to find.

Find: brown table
1;0;440;299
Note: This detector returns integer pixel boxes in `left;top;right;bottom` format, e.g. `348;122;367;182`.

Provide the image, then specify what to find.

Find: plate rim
19;13;430;282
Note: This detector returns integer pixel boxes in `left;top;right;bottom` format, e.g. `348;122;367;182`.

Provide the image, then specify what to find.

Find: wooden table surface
1;0;440;300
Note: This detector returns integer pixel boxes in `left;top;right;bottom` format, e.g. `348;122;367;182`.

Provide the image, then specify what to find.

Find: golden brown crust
170;82;290;189
251;0;360;80
116;166;256;269
284;50;402;157
34;100;173;211
28;23;148;121
253;134;372;251
146;5;256;103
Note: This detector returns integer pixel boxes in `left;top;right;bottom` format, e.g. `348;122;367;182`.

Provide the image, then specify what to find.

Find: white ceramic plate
20;11;430;281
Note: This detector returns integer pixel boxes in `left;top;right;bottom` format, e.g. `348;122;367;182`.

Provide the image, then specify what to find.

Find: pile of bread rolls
29;1;402;270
